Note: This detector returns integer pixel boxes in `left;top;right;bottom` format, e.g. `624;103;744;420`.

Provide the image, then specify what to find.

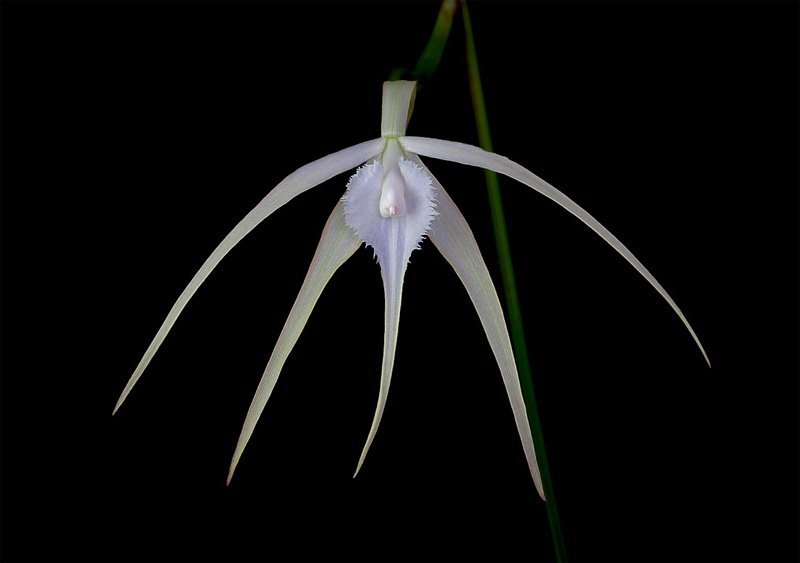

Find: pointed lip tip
112;396;126;416
352;459;365;479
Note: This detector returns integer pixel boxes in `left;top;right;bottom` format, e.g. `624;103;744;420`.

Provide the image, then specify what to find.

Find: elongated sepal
113;138;385;415
409;153;545;499
381;80;417;138
401;136;710;367
227;200;361;484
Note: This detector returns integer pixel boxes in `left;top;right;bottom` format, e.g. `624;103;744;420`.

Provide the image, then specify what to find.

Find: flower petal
406;153;545;500
401;136;710;366
342;147;437;476
227;199;361;484
114;138;385;414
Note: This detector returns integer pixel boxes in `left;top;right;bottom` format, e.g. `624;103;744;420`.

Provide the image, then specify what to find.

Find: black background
2;2;798;562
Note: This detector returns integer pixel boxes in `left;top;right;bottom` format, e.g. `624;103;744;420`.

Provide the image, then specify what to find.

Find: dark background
2;2;797;562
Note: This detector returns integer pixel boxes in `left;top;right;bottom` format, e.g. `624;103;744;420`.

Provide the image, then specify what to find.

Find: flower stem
462;2;567;561
398;1;567;559
388;0;457;84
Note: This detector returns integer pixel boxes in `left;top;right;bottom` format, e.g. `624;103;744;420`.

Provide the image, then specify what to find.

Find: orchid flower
114;80;708;502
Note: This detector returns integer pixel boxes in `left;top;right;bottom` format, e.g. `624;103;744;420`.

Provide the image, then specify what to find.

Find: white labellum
341;138;437;477
342;142;437;266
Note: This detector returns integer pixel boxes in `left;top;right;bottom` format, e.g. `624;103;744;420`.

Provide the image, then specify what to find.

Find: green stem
462;2;567;561
388;0;457;84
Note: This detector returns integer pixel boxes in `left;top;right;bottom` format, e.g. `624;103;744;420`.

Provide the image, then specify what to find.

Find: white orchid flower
114;80;708;502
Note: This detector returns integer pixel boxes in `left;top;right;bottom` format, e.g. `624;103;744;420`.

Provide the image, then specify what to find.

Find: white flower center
379;141;407;217
341;139;437;265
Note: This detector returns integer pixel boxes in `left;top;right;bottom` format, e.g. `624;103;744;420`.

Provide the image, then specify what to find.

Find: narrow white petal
114;138;385;414
408;154;545;499
342;144;437;476
401;136;709;366
352;215;404;478
227;200;361;484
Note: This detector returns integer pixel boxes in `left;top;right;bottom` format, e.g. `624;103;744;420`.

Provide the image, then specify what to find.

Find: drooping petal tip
402;135;709;367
